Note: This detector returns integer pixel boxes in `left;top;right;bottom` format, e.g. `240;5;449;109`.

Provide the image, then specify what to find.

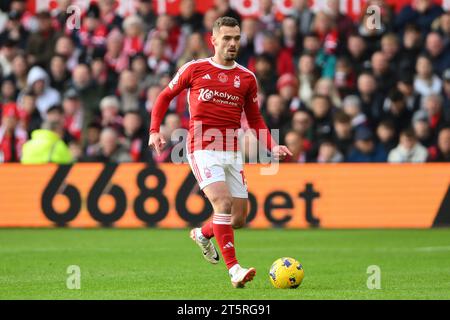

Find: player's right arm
148;61;194;155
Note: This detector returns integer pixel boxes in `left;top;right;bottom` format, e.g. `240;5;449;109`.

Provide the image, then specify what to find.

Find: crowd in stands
0;0;449;164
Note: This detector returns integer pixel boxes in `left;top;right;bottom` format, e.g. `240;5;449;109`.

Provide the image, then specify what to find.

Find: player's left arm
243;76;292;160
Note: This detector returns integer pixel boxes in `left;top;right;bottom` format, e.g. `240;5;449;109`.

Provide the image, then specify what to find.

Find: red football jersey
150;57;274;152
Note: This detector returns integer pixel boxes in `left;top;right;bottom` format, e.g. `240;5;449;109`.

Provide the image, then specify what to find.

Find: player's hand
271;145;293;161
148;132;166;156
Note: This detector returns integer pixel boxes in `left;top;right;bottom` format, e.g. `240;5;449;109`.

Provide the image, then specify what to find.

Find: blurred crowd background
0;0;449;164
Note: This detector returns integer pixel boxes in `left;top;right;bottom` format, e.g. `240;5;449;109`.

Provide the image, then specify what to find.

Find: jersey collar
208;57;237;70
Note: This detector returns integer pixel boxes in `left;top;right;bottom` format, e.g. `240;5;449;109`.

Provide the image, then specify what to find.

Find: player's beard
224;50;237;61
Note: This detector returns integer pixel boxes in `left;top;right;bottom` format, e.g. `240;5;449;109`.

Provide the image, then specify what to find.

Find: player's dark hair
213;16;240;33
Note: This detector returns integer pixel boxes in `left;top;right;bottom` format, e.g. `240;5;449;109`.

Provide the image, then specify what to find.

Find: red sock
201;221;214;239
213;213;238;269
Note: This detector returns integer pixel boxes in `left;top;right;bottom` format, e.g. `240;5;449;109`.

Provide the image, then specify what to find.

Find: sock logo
223;241;234;249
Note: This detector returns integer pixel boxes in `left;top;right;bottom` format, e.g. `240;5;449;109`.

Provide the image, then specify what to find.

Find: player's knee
210;195;233;213
232;216;246;229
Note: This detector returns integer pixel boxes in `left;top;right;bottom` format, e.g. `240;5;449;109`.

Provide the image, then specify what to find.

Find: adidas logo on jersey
202;74;211;80
223;242;234;249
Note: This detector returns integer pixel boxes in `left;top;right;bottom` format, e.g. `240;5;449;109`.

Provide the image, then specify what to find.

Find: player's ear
211;34;216;47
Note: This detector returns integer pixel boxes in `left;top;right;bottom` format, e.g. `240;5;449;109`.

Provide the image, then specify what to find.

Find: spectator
248;31;295;77
356;72;384;123
18;88;41;135
381;89;413;133
398;23;422;75
334;56;356;97
297;53;319;105
136;0;157;34
0;10;29;49
62;89;84;141
414;54;442;96
54;35;80;72
86;127;131;163
49;54;70;92
117;69;141;113
21;120;72;164
316;139;344;163
422;94;448;135
344;33;371;76
341;95;368;129
253;53;277;96
388;128;428;162
424;32;450;74
122;15;146;58
177;32;210;68
347;126;387;162
287;109;314;151
25;11;60;66
262;94;291;131
332;111;354;156
428;127;450;162
98;0;123;32
0;38;18;78
176;0;204;34
0;102;27;162
310;94;333;139
396;73;422;112
283;130;309;163
23;66;61;118
99;95;123;133
291;0;314;36
376;119;397;153
121;110;148;162
72;3;107;62
412;109;434;147
104;30;128;74
276;73;303;112
213;0;241;24
395;0;444;35
314;77;342;108
371;51;397;95
442;68;450;111
68;63;102;125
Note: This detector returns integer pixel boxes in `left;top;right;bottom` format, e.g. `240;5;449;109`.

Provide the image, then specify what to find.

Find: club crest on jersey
218;73;228;83
234;75;240;88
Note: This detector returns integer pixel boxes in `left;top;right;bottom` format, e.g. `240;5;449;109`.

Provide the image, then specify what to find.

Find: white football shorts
187;150;248;198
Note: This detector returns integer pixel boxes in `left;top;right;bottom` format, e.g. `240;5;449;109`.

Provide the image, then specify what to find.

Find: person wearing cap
388;128;428;163
21;120;73;164
0;103;27;162
347;126;387;162
25;11;60;66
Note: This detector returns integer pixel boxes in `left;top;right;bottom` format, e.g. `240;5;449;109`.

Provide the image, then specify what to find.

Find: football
269;257;304;289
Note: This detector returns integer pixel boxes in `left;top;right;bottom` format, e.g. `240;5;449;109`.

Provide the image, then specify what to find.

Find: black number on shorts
133;166;169;226
87;163;127;226
41;165;81;226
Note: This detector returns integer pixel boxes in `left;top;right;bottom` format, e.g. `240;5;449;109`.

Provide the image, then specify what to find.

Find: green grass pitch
1;229;449;299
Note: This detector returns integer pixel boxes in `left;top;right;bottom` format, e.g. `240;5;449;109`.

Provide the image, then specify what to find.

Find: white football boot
229;264;256;288
190;228;219;264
